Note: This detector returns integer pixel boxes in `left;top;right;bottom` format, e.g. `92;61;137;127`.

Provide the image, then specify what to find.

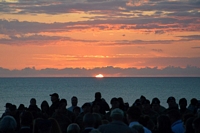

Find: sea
0;77;200;116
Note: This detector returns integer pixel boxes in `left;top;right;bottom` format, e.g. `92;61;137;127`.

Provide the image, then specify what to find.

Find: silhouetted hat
152;98;160;104
167;96;176;103
5;103;12;108
49;93;59;98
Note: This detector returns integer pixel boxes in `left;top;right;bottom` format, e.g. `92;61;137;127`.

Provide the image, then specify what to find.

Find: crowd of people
0;92;200;133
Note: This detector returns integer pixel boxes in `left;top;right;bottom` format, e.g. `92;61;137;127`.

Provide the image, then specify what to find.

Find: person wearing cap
0;103;12;119
49;93;60;116
163;96;179;114
98;108;137;133
8;104;21;131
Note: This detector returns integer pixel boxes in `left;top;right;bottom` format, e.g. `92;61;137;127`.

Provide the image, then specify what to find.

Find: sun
95;74;104;78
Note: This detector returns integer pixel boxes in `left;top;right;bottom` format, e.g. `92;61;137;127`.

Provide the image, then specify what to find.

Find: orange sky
0;0;200;76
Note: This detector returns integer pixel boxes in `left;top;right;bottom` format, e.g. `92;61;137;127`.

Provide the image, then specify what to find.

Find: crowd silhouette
0;92;200;133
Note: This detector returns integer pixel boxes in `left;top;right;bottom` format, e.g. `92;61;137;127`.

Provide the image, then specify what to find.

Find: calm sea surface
0;77;200;115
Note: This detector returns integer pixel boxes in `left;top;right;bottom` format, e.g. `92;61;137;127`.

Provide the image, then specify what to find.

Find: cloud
0;65;200;77
0;0;200;46
0;32;198;46
0;34;99;45
112;39;175;45
191;46;200;49
177;35;200;41
154;30;165;34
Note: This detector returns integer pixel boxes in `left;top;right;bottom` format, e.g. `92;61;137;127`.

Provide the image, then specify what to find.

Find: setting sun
95;74;104;78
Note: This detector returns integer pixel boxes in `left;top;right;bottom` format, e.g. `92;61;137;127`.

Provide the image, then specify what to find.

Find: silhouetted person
185;117;195;133
48;118;62;133
67;123;80;133
139;115;155;131
81;113;95;133
68;96;82;113
1;103;13;119
141;99;158;124
8;104;20;131
188;98;198;114
98;108;137;133
75;103;92;131
167;109;185;133
163;96;178;114
18;111;33;133
73;106;81;117
91;104;104;120
133;99;143;111
151;97;166;115
152;114;173;133
92;113;102;129
118;97;126;111
28;98;41;119
0;115;17;133
132;124;144;133
17;104;26;115
178;98;191;119
140;95;147;104
32;118;52;133
40;100;51;119
49;93;60;116
193;117;200;133
92;92;110;115
52;98;75;133
105;97;120;122
127;106;152;133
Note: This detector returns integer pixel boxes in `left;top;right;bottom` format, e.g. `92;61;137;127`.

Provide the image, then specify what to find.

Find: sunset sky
0;0;200;77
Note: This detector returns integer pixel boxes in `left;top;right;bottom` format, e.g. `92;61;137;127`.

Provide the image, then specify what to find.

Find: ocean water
0;77;200;115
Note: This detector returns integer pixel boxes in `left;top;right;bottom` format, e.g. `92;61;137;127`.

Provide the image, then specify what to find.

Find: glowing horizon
95;74;104;78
